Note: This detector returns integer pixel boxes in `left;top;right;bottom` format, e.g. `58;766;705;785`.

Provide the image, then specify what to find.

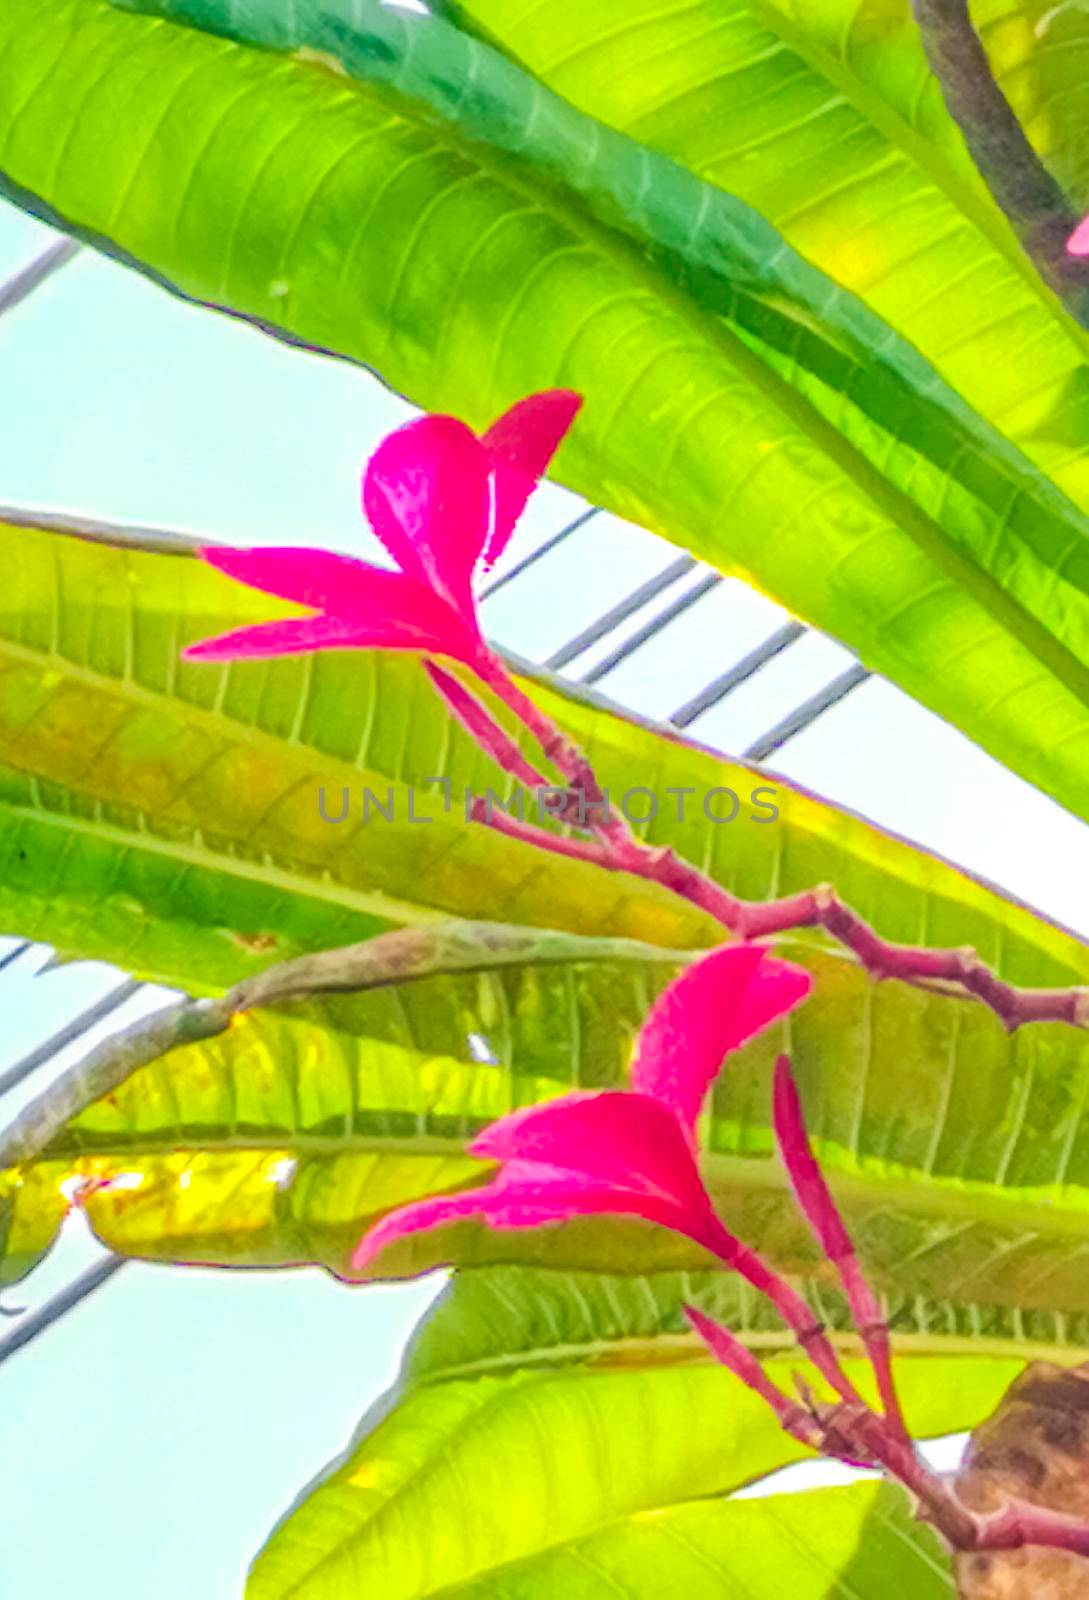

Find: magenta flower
183;390;581;666
1069;216;1089;257
351;943;811;1271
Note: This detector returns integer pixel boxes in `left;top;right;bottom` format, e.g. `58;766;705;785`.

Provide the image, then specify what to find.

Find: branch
911;0;1089;323
469;655;1089;1031
471;804;1089;1030
734;886;1089;1030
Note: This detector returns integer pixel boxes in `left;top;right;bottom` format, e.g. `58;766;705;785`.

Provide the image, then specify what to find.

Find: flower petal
1069;216;1089;257
362;414;491;620
198;547;470;637
352;1158;704;1271
190;547;482;662
631;944;812;1137
187;614;386;659
772;1054;853;1262
481;390;583;568
197;546;389;613
468;1090;710;1212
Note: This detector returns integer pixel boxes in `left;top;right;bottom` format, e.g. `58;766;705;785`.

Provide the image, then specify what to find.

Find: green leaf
2;516;1087;990
247;1266;996;1598
0;517;717;992
0;935;684;1284
8;932;1089;1358
4;520;1089;1342
428;1483;955;1599
3;1;1089;820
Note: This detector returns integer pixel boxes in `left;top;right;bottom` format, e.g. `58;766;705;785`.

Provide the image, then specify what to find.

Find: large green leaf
430;1483;954;1599
4;520;1089;1332
6;513;1089;988
10;935;1089;1332
4;2;1089;820
247;1266;1006;1597
1;520;1087;988
0;937;684;1284
0;517;714;991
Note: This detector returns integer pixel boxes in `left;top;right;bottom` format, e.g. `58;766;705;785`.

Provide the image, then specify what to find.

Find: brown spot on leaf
228;931;280;954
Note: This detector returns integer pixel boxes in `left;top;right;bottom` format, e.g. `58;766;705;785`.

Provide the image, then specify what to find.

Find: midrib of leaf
41;1131;1089;1262
448;0;1089;359
407;1327;1089;1384
676;304;1089;714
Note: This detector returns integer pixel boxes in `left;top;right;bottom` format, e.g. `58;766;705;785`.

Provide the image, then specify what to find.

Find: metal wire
0;977;143;1098
0;941;32;977
669;621;806;729
546;555;696;670
581;573;722;686
743;663;872;762
478;507;601;600
0;1257;127;1369
0;239;80;319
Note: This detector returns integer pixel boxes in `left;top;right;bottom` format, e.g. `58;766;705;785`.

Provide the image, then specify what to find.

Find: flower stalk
184;387;1089;1033
470;651;1089;1031
687;1056;1089;1565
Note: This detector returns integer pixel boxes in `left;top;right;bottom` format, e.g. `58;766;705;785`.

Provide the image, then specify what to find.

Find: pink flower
351;943;811;1271
1069;216;1089;257
183;391;581;666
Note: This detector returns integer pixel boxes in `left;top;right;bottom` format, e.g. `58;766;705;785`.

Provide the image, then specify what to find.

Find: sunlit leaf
248;1265;999;1597
3;1;1089;818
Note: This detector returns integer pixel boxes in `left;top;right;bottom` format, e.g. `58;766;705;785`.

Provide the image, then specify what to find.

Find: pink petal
482;390;582;568
352;1157;710;1272
631;944;812;1137
198;546;392;613
362;414;491;621
183;615;479;664
1069;216;1089;257
468;1090;710;1212
189;547;482;663
198;547;472;640
183;615;392;661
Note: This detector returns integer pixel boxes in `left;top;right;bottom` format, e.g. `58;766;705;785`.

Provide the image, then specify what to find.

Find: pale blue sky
1;192;1088;1597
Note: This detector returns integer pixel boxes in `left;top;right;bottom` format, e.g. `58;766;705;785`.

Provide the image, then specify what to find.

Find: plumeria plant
176;392;1089;1586
6;2;1089;1596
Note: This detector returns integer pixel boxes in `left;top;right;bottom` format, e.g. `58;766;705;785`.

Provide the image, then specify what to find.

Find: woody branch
461;654;1089;1032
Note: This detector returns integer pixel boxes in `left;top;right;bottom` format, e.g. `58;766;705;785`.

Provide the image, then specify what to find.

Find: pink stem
683;1304;823;1449
975;1500;1089;1557
424;662;550;791
772;1056;908;1443
737;890;1089;1030
696;1213;866;1413
683;1319;1089;1560
464;660;1089;1032
467;800;614;864
476;653;636;853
